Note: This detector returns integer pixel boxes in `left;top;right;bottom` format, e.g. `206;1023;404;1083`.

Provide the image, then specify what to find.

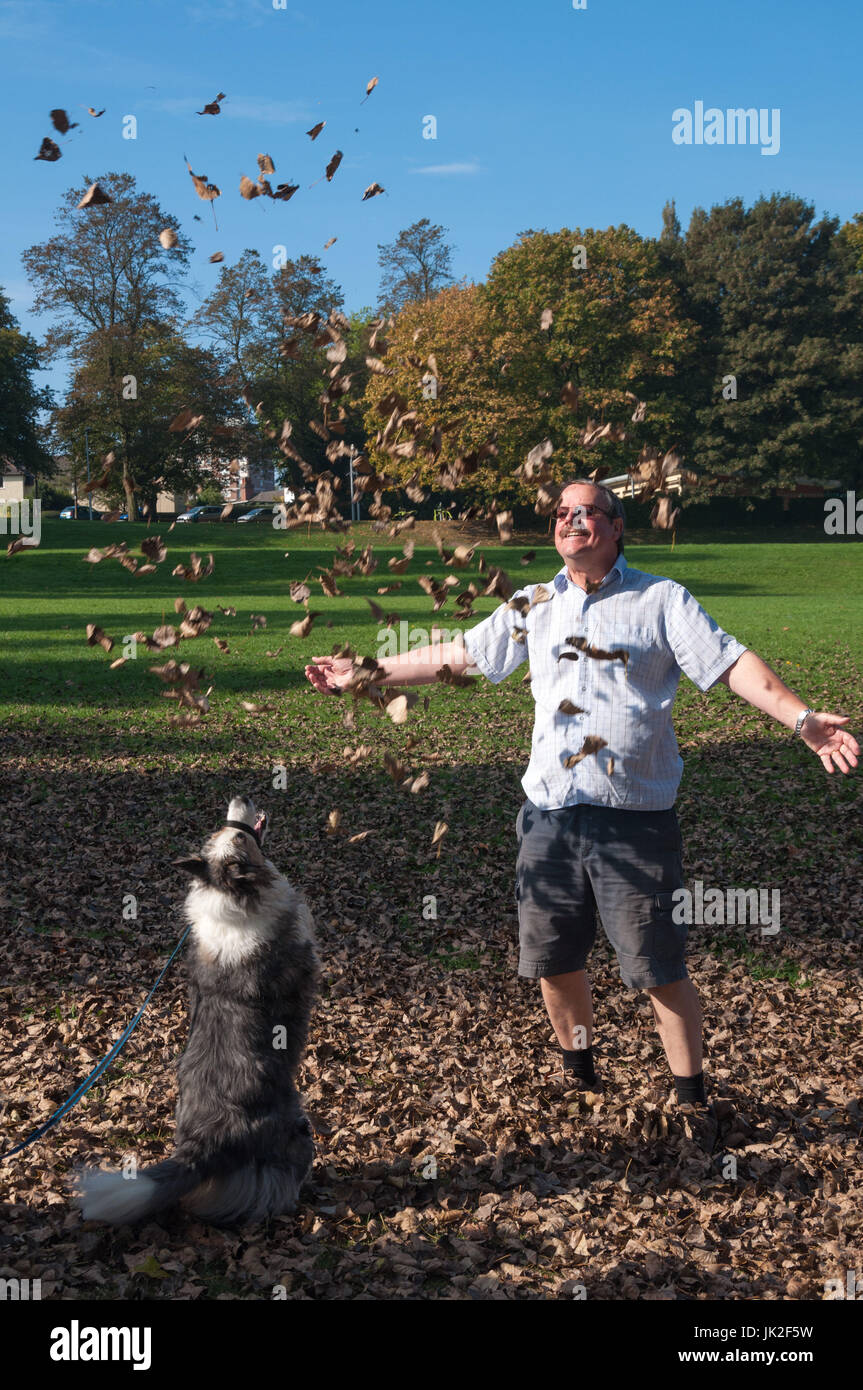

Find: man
306;480;858;1118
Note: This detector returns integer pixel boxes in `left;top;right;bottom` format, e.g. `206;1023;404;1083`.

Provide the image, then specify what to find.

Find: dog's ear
226;862;274;892
173;855;211;883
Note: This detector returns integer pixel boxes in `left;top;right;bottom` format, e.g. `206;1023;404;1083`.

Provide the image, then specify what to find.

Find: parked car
236;505;278;525
59;505;102;519
176;504;229;524
59;506;129;520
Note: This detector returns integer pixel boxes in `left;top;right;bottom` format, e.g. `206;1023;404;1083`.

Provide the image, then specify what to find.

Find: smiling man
306;480;858;1122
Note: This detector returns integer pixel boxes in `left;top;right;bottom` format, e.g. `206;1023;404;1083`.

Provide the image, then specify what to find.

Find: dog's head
174;795;275;901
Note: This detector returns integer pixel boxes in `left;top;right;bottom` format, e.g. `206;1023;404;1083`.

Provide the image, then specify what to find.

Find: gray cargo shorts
515;798;688;990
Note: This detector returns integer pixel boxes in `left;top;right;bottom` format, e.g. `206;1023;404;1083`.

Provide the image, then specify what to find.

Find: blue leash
0;925;191;1162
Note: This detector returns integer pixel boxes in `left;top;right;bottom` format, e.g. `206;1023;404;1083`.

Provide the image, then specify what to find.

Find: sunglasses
555;503;611;523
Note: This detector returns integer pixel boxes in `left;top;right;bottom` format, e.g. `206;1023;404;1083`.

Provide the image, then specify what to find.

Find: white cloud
408;162;481;176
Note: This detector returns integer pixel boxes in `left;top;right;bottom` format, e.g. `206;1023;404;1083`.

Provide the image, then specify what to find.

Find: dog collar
224;819;262;847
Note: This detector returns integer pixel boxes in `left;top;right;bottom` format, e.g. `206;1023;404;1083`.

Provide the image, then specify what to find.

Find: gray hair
560;477;625;556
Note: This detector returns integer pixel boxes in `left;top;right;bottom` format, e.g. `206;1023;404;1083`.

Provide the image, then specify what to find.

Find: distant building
0;460;34;506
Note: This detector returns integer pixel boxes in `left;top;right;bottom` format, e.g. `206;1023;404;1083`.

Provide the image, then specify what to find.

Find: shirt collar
553;553;627;595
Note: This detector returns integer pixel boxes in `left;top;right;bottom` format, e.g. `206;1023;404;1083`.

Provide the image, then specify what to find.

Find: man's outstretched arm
716;650;859;775
305;639;477;694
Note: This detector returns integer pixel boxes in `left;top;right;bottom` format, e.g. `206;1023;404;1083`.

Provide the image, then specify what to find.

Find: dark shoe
675;1100;719;1151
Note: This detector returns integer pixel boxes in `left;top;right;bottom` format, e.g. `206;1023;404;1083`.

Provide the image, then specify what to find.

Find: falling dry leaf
77;183;112;209
185;157;220;204
159;228;178;249
361;76;379;103
307;121;326;140
34;137;61;162
562;736;608;768
197;92;226;116
362;182;385;200
209;252;224;263
325;150;343;182
85;624;114;653
50;109;78;134
323;236;337;249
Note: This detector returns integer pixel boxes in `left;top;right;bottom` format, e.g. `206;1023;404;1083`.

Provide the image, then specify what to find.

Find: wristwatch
794;708;814;737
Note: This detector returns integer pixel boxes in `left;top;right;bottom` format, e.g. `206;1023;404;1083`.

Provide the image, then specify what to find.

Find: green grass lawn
1;519;861;736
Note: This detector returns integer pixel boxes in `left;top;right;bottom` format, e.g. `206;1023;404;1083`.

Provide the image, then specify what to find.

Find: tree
377;219;456;314
0;289;53;478
480;225;697;483
681;194;863;492
837;212;863;274
50;325;241;517
21;172;191;359
190;248;272;386
362;283;527;506
22;171;195;517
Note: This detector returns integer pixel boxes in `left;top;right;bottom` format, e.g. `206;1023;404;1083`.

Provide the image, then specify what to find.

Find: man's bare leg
540;969;594;1051
647;978;703;1077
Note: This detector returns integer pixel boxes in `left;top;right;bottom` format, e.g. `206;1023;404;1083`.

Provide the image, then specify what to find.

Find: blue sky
2;0;861;398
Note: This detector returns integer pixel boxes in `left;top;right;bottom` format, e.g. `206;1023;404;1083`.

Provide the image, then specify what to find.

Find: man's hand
304;655;354;695
799;712;860;775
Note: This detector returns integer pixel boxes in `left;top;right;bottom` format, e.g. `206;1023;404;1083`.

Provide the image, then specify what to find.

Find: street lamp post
84;427;93;521
348;444;360;523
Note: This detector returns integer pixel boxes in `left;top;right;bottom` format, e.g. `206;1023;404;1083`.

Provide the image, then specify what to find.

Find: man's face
554;484;621;570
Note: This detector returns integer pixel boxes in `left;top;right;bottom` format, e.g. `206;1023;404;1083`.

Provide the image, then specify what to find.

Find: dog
76;795;319;1226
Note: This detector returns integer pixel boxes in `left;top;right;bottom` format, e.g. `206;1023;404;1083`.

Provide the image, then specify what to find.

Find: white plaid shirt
462;554;748;811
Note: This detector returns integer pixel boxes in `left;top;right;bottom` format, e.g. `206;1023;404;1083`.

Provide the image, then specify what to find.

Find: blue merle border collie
76;796;319;1227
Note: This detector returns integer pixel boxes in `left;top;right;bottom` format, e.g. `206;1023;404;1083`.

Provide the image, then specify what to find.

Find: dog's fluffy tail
76;1151;313;1227
75;1158;202;1225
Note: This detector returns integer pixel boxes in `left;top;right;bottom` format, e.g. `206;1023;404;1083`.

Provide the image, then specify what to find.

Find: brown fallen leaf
562;736;608;768
362;182;385;200
159;228;178;249
50;109;78;134
240;700;275;714
77;182;112;208
85;106;105;117
213;637;230;653
209;251;224;263
197;92;226;116
168;408;204;432
323;236;337;249
558;700;585;715
34;137;62;162
6;537;35;556
184;157;221;204
431;820;448;856
307;121;326;140
85;624;114;653
361;76;379;103
325;150;343;182
540;307;553;331
257;153;275;175
567;636;629;667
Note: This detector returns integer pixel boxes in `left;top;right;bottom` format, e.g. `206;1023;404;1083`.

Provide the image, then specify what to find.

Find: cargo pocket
650;888;688;961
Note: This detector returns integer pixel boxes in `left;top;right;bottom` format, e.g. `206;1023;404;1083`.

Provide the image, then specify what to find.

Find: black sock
562;1045;597;1084
673;1070;706;1105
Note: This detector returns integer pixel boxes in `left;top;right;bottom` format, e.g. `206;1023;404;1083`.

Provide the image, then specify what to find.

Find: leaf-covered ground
1;522;861;1300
